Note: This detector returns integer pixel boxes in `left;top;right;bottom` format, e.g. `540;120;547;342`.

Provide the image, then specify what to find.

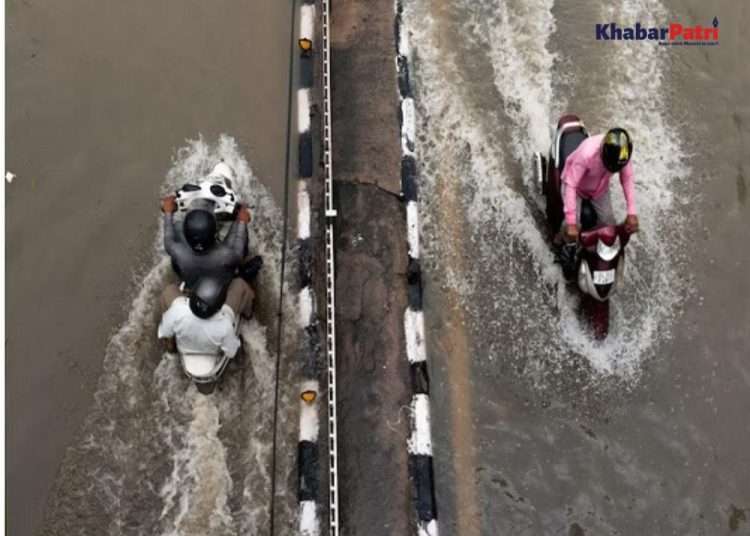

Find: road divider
396;2;439;534
296;1;323;535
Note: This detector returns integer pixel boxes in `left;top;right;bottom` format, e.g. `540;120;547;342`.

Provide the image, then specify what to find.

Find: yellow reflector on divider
298;38;313;52
301;390;317;403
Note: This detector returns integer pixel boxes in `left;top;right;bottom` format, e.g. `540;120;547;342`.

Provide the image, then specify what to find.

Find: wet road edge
329;0;416;533
396;1;440;534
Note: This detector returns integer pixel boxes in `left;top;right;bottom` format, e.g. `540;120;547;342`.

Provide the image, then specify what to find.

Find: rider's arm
157;305;179;353
223;219;248;263
563;162;585;226
619;161;636;216
220;326;241;358
163;213;181;257
157;305;177;339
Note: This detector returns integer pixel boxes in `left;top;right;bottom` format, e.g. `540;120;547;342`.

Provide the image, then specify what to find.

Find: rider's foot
239;256;263;283
559;243;578;281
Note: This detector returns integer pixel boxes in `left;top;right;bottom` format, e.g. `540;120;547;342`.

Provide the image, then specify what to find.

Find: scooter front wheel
533;152;547;194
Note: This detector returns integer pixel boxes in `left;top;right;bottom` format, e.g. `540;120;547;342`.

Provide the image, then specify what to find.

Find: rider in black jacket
160;195;257;289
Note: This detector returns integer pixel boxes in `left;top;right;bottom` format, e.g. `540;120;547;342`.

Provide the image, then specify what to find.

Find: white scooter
173;162;242;394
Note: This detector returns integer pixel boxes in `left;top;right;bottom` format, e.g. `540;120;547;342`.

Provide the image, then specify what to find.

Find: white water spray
405;0;693;381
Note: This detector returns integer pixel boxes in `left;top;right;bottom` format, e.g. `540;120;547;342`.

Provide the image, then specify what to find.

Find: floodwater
6;2;300;535
403;0;749;534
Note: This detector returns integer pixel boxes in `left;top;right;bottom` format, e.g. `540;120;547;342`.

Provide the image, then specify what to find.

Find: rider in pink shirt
561;128;640;242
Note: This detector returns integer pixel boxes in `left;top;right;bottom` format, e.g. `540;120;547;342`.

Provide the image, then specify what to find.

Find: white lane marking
298;88;311;134
406;201;420;259
404;309;427;363
300;4;316;40
298;286;314;329
401;97;416;156
418;519;439;536
300;499;321;536
397;13;411;57
408;394;433;456
298;181;311;240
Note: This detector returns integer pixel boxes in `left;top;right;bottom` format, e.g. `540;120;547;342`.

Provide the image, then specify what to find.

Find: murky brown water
403;0;750;533
6;2;298;535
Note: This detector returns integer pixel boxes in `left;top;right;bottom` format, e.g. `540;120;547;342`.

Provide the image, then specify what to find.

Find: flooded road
6;2;300;535
403;0;750;534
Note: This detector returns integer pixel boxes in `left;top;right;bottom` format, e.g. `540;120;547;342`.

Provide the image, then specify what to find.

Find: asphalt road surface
403;0;750;534
6;2;298;535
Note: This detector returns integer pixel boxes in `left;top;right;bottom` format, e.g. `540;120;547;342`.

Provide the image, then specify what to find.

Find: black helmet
601;128;633;173
189;277;227;319
184;209;217;252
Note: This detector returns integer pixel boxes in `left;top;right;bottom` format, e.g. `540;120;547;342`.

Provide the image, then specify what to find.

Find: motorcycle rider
160;195;262;288
158;275;255;355
561;127;640;242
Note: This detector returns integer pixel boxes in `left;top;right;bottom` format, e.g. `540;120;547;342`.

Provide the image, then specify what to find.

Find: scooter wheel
533;153;547;194
588;299;609;340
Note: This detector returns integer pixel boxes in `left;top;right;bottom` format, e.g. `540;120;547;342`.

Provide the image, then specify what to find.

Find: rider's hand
624;214;639;234
237;204;251;224
564;224;579;242
161;195;177;214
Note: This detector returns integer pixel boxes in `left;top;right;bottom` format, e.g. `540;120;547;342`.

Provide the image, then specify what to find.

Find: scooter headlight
596;236;621;261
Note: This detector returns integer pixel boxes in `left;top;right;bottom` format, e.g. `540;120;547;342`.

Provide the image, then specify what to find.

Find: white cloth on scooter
157;296;240;358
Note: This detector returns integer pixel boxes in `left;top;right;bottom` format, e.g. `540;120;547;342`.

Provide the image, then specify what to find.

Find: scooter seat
559;130;588;173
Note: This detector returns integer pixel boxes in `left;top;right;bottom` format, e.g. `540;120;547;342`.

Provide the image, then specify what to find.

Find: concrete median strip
397;1;439;534
297;1;322;535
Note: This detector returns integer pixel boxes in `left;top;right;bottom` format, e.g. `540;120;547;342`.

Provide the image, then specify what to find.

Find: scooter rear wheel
581;297;609;340
589;299;609;340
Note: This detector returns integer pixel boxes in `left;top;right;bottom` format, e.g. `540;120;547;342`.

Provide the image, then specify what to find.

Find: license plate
593;269;615;285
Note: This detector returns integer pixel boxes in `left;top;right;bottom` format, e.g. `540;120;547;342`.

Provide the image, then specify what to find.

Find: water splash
40;135;300;535
404;0;693;385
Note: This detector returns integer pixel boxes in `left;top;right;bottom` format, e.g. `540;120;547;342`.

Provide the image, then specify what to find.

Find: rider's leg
225;277;255;318
556;184;580;280
591;189;616;226
160;284;181;313
239;255;264;283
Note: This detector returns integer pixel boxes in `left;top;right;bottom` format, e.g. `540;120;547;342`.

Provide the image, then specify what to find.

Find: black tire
533;153;547;194
583;298;609;340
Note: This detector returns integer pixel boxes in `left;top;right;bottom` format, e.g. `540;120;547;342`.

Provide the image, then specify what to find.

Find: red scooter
534;114;632;339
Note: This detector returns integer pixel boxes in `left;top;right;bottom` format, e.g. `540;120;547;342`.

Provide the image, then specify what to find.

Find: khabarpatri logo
596;17;719;46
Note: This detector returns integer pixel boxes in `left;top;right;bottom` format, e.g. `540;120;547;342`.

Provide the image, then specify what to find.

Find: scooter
533;114;632;339
173;162;243;394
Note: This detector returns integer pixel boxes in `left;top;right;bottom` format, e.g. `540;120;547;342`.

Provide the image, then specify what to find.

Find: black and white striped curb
297;1;322;534
395;2;439;535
